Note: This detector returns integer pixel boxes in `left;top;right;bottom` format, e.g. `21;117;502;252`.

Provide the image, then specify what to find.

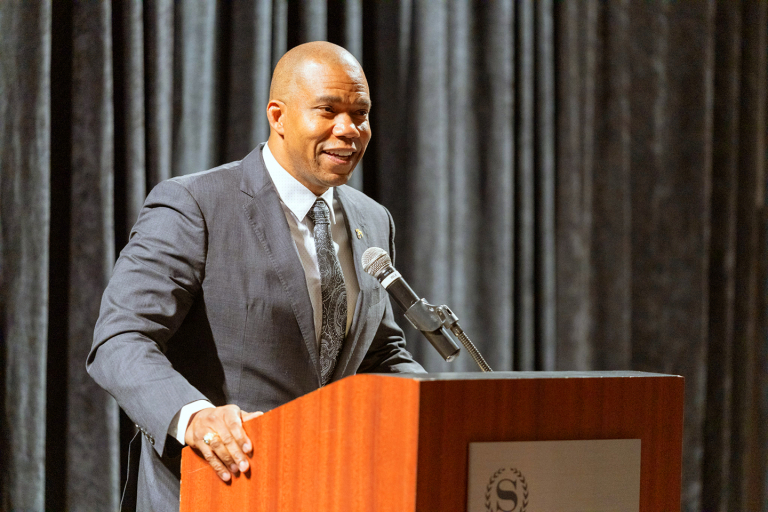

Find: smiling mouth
323;148;356;163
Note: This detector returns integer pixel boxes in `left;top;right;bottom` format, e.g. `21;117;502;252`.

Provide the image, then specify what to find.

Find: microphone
361;247;461;362
362;247;492;371
361;248;420;311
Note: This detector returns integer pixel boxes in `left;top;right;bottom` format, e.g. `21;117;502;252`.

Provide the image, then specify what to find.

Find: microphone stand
403;299;493;372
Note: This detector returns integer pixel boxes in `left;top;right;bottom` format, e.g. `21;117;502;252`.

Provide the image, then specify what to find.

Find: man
87;42;425;511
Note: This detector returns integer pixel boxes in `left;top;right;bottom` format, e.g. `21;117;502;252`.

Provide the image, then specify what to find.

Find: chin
327;175;351;188
323;167;356;184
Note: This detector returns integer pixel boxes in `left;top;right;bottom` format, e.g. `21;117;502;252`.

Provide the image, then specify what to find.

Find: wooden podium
180;371;683;512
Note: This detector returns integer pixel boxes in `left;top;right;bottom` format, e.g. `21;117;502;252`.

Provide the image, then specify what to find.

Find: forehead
294;60;370;102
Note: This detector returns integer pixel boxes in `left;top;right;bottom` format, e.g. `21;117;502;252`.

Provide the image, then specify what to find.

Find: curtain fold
172;0;219;177
445;0;474;362
0;1;51;510
703;3;745;509
472;0;517;371
516;0;536;371
145;0;174;187
556;0;599;371
723;3;767;509
68;1;120;509
591;0;632;371
0;1;766;510
297;0;326;43
115;0;147;237
535;0;557;371
224;0;273;162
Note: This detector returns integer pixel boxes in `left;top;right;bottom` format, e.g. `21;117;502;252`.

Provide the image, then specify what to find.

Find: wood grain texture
180;374;421;512
415;375;684;512
181;373;683;511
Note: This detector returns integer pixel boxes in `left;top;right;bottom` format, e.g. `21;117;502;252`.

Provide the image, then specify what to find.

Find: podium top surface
380;370;680;381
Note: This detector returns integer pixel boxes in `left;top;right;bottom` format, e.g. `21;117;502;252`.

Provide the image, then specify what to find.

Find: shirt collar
262;142;336;223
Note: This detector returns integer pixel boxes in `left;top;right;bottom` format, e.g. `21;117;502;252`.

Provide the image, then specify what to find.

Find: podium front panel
409;372;683;512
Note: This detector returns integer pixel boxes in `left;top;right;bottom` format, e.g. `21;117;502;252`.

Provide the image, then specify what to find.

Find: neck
266;136;329;195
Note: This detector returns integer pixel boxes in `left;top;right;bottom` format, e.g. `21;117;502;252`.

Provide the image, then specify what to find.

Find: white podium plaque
467;439;641;512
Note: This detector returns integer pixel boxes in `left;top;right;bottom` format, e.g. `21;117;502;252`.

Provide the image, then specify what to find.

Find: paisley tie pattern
307;199;347;385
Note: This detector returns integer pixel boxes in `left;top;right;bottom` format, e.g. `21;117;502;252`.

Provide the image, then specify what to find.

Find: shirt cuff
168;400;215;445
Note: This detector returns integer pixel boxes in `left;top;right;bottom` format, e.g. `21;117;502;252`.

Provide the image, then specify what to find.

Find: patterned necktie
307;199;347;385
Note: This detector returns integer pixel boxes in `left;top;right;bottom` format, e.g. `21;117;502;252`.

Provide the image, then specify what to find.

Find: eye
319;106;334;114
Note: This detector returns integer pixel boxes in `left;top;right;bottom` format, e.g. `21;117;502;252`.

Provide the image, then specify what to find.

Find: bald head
265;42;372;195
269;42;367;101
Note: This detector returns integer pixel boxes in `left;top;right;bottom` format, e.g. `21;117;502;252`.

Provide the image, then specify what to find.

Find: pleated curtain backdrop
1;1;766;511
555;3;767;511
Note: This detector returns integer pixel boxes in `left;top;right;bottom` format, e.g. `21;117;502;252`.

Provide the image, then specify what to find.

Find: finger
219;412;251;473
204;418;243;475
204;431;237;475
239;411;263;454
198;442;231;482
241;410;264;422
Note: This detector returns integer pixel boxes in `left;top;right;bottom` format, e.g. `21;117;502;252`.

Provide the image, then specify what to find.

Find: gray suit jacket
87;146;424;511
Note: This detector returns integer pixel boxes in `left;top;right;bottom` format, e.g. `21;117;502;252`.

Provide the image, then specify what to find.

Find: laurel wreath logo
484;467;529;512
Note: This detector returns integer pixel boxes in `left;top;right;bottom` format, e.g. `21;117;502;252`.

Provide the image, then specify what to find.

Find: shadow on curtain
1;1;766;511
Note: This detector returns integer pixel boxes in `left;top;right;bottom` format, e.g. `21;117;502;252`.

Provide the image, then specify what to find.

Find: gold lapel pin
355;229;363;239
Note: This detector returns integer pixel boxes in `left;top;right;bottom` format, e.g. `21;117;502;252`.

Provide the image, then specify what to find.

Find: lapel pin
355;229;363;239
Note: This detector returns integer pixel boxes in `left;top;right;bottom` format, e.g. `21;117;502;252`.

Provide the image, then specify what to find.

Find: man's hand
184;404;263;481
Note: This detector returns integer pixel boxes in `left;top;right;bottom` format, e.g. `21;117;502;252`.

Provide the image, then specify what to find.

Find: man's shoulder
167;160;243;193
144;160;247;208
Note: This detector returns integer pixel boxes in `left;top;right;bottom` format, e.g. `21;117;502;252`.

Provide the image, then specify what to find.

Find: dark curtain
556;3;767;510
1;1;766;511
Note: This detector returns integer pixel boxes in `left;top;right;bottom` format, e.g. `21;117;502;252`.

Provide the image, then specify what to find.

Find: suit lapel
332;186;377;379
239;146;321;384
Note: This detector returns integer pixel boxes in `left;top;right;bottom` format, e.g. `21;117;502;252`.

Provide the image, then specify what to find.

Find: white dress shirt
168;142;360;444
260;142;359;338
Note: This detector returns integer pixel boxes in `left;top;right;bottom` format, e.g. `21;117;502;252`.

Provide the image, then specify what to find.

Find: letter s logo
495;478;518;511
485;467;528;512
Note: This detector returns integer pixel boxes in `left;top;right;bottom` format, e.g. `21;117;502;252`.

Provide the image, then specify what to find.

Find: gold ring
203;432;218;445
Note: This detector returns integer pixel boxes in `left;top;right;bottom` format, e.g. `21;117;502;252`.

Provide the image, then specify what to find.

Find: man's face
273;61;372;195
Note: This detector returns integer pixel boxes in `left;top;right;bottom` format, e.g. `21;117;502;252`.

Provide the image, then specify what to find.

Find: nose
332;114;361;138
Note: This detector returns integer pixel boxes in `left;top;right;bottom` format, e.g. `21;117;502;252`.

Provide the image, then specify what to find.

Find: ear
266;100;286;136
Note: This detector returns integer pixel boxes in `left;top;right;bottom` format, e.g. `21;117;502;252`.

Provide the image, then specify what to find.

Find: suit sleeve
87;179;209;457
357;207;426;374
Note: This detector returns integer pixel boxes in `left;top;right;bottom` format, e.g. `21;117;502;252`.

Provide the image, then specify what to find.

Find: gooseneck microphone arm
362;247;493;372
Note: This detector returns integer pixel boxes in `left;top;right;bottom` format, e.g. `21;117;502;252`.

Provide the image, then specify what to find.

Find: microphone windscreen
361;247;390;276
